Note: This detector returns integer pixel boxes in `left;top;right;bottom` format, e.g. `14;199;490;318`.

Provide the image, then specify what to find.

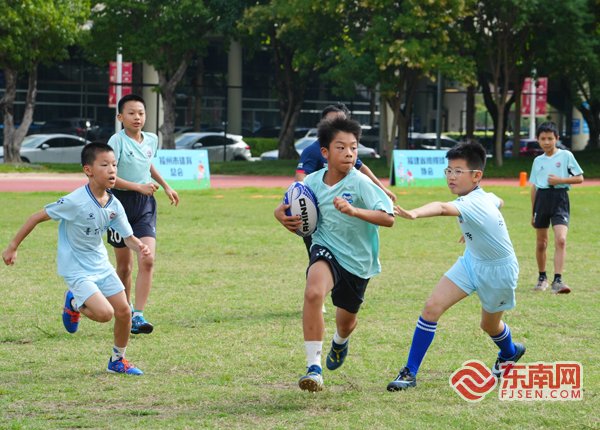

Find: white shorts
444;250;519;313
63;270;125;308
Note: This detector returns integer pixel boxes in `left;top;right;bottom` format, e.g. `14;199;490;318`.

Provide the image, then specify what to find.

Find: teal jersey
529;149;583;190
45;185;133;278
303;168;394;279
108;130;158;187
449;187;515;261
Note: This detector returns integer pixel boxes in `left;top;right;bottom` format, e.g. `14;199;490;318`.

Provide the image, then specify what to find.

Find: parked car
407;133;460;150
174;132;252;162
504;138;569;157
359;126;380;149
33;118;101;141
253;126;312;139
0;134;90;164
259;128;379;160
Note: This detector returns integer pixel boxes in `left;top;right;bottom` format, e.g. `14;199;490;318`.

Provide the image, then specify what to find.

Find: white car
260;128;380;160
175;132;252;162
0;134;90;164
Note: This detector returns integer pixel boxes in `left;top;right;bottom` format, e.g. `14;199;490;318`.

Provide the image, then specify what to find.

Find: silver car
260;128;380;160
175;132;252;162
0;134;90;164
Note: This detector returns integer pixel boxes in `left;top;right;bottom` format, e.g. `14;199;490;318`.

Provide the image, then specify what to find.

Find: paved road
0;173;598;193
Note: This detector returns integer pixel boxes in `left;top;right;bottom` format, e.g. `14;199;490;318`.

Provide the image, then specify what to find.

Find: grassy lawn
1;186;599;428
2;148;600;178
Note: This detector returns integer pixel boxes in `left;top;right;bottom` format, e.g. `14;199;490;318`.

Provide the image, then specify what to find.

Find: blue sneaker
298;365;324;392
492;342;526;378
387;366;417;391
62;290;80;333
131;314;154;334
326;339;349;370
107;357;144;375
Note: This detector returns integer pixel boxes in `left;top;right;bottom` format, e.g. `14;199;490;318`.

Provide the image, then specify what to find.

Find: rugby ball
283;182;319;237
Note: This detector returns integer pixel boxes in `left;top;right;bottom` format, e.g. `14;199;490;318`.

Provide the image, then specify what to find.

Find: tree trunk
1;64;38;164
385;95;401;167
193;56;204;132
494;106;505;167
271;34;303;160
158;57;190;149
579;105;600;149
369;88;377;127
132;62;144;95
512;77;523;158
380;94;388;156
466;85;475;138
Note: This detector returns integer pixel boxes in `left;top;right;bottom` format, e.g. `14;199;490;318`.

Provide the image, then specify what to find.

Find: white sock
305;341;322;369
333;331;349;346
133;310;143;318
111;344;126;362
70;298;79;313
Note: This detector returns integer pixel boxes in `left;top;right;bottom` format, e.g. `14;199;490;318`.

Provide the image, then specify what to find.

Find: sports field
1;186;599;429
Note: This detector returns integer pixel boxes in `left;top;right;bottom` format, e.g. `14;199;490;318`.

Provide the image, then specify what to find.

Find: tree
89;0;211;149
536;0;600;150
0;0;90;164
238;0;345;159
473;0;537;166
326;0;476;165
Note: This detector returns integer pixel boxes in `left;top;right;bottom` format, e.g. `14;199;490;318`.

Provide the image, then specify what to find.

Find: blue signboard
572;119;580;135
390;150;448;187
152;149;210;190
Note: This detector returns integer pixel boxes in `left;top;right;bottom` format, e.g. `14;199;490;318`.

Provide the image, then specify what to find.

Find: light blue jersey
303;168;394;279
108;129;158;187
45;185;133;278
449;187;515;261
529;149;583;190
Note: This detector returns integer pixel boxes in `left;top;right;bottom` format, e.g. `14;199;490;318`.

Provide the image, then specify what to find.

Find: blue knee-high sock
490;323;516;360
405;316;437;375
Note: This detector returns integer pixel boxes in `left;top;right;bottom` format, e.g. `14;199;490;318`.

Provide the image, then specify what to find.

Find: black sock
554;274;562;282
539;271;547;281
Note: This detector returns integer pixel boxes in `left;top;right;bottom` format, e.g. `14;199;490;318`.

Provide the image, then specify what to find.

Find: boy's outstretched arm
394;202;460;220
123;235;151;258
333;197;394;227
2;209;52;266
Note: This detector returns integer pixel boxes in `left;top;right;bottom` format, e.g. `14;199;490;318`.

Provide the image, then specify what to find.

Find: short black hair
317;117;362;149
321;103;350;119
446;139;486;172
536;121;559;138
81;142;114;167
118;94;146;114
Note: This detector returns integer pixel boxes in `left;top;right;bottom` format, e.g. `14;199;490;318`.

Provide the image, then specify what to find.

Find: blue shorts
108;189;157;248
444;250;519;313
63;270;125;308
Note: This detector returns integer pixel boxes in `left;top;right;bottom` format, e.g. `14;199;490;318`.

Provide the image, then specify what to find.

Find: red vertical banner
109;62;133;107
521;78;547;116
535;78;547;115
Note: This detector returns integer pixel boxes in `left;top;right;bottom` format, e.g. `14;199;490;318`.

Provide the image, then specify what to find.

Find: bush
244;138;279;157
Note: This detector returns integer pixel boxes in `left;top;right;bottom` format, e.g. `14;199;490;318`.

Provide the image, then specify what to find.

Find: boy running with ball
2;143;150;375
387;139;525;391
276;117;394;392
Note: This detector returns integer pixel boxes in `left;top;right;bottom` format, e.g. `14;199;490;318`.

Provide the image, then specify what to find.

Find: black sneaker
387;366;417;391
492;342;526;378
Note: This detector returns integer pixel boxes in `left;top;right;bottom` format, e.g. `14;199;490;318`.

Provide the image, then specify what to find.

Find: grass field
1;186;599;429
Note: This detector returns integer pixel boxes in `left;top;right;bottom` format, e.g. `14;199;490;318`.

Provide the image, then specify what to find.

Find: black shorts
107;189;157;248
533;188;570;229
307;245;369;314
303;235;312;258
